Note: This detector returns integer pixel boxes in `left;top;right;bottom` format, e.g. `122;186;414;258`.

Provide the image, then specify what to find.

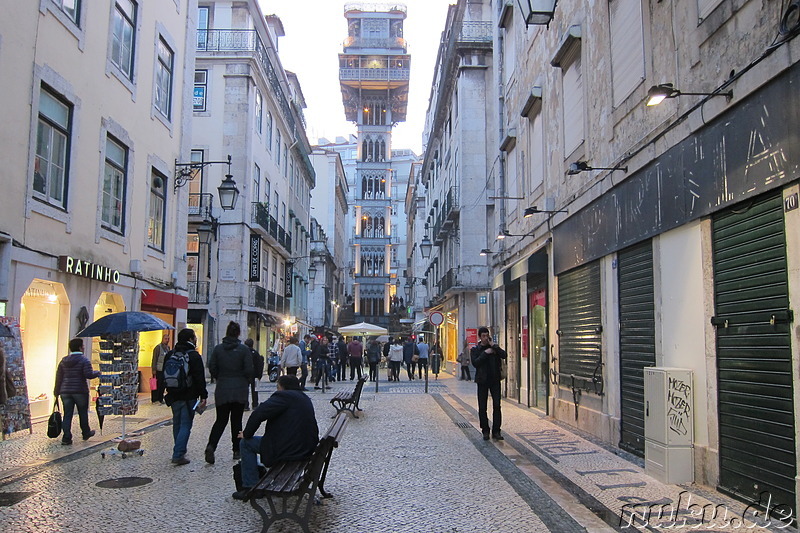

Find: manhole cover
96;477;153;489
455;422;471;429
0;492;36;507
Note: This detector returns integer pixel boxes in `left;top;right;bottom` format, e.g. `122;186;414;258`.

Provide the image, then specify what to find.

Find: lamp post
419;236;432;259
174;154;240;211
516;0;558;27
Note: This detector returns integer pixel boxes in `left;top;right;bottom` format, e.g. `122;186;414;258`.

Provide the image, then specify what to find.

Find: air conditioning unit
644;367;694;484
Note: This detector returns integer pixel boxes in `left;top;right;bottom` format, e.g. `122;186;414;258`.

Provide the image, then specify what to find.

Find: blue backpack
163;350;192;391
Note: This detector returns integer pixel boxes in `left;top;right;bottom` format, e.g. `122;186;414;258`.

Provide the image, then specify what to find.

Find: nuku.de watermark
619;491;794;529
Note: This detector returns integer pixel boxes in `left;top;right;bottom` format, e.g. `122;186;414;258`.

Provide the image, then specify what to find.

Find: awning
259;313;280;326
141;289;188;310
492;247;548;288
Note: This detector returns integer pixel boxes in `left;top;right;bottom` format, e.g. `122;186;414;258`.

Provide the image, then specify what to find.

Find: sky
259;0;453;156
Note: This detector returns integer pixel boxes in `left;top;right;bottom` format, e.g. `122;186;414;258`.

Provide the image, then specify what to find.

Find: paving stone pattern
0;375;789;532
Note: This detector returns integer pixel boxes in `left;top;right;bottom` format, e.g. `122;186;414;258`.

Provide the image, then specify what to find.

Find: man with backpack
164;328;208;465
244;338;265;411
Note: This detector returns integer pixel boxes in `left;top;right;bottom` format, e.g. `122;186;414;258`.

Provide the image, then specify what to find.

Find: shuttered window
609;0;645;107
528;111;544;193
561;47;583;156
698;0;723;20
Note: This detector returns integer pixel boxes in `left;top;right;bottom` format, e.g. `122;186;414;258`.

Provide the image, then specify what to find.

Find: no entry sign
428;311;444;326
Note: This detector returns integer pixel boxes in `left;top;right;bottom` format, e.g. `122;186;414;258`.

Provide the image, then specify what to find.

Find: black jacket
243;389;319;467
54;353;100;395
164;341;208;405
470;342;507;385
208;336;253;405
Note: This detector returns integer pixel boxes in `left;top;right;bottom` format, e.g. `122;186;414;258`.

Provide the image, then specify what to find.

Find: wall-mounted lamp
516;0;558;27
419;236;433;258
196;220;217;245
523;206;568;217
174;154;240;210
567;161;628;175
288;254;318;282
645;83;733;107
479;248;495;256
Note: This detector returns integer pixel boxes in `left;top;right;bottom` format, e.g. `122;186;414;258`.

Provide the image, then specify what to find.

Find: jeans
171;400;195;460
389;360;402;381
299;363;308;389
337;359;347;381
207;402;245;453
477;380;502;434
285;366;299;377
313;359;331;386
349;358;363;380
417;358;428;378
368;362;378;381
240;436;263;489
250;379;259;410
406;361;417;379
461;365;472;381
60;393;91;442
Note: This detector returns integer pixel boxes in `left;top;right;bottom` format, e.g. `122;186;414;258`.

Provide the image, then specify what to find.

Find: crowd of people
52;320;503;501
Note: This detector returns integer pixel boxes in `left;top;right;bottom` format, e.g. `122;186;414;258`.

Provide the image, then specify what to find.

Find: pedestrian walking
335;336;348;382
416;338;430;379
312;335;332;389
459;339;472;381
244;338;265;410
470;327;507;441
388;338;404;382
151;332;170;404
233;375;319;500
205;321;253;464
430;339;443;379
347;337;364;380
280;336;302;377
298;334;312;390
403;337;419;380
53;338;100;445
366;339;381;381
164;328;208;465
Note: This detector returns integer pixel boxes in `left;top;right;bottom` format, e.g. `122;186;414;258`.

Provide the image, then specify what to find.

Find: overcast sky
259;1;453;155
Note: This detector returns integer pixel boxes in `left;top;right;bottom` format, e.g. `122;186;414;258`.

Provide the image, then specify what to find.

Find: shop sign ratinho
57;255;121;284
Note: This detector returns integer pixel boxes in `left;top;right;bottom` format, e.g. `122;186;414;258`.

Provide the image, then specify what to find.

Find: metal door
557;261;602;393
617;240;656;458
712;190;795;512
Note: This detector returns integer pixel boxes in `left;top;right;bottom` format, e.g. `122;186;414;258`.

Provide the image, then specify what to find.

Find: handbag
47;399;63;438
149;376;158;391
411;354;420;363
499;357;508;380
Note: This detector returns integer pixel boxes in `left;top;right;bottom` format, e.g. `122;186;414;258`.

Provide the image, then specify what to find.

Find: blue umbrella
75;311;174;337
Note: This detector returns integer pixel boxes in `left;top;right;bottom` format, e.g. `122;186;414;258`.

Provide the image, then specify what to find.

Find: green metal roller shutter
712;190;796;513
557;261;602;392
617;240;656;458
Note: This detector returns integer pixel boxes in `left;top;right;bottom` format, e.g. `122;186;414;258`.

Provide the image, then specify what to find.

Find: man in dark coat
233;375;319;500
402;337;419;380
54;338;101;445
164;328;208;465
244;338;265;410
471;326;507;441
205;321;253;464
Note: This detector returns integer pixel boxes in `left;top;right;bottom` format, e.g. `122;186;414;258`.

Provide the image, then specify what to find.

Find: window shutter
562;48;583;156
610;0;645;107
529;112;544;192
697;0;723;20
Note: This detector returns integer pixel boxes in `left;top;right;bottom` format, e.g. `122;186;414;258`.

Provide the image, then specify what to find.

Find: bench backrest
353;376;367;398
301;412;349;484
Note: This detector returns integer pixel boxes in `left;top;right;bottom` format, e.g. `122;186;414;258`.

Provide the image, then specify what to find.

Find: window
154;37;174;118
561;47;584;156
253;164;260;203
187;233;199;282
266;112;273;149
283;143;288;176
111;0;136;79
193;70;207;112
609;0;644;107
102;136;127;232
255;90;263;134
197;6;209;49
527;111;544;193
276;130;281;160
264;179;271;206
148;169;166;250
34;87;71;208
55;0;80;24
698;0;723;19
271;256;278;292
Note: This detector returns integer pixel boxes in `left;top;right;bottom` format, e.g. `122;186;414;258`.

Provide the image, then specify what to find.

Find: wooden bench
330;375;367;418
246;412;349;533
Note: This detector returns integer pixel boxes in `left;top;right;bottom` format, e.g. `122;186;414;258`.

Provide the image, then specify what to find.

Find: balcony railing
197;29;296;133
251;202;291;253
440;268;458;293
188;281;209;304
251;202;270;233
458;21;493;44
339;67;410;82
344;3;407;14
189;193;213;219
343;36;407;50
249;285;267;309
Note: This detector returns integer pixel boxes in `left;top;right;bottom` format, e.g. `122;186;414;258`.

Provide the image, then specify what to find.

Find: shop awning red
141;289;188;310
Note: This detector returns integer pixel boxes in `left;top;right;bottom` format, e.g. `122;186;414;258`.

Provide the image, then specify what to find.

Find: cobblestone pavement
0;372;792;532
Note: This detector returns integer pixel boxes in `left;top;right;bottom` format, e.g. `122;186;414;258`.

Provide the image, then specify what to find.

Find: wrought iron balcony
249;284;267;309
188;281;209;304
343;36;407;51
189;193;213;219
251;202;270;233
339;67;410;83
458;21;493;45
440;268;458;293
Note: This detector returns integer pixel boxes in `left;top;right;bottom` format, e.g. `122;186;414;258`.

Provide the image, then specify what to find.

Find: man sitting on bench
233;375;319;500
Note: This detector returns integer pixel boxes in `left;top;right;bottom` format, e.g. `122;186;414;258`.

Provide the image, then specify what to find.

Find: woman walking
205;321;253;464
387;338;404;382
459;339;472;381
54;338;101;445
366;339;381;381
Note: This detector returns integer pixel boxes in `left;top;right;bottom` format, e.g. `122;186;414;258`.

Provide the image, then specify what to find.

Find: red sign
466;328;478;345
530;289;546;308
521;318;529;358
428;311;444;326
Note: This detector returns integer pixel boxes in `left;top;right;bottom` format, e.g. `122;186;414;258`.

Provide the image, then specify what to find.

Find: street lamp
174;154;240;211
645;83;733;106
308;264;317;282
420;236;432;259
523;206;568;217
517;0;558;27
